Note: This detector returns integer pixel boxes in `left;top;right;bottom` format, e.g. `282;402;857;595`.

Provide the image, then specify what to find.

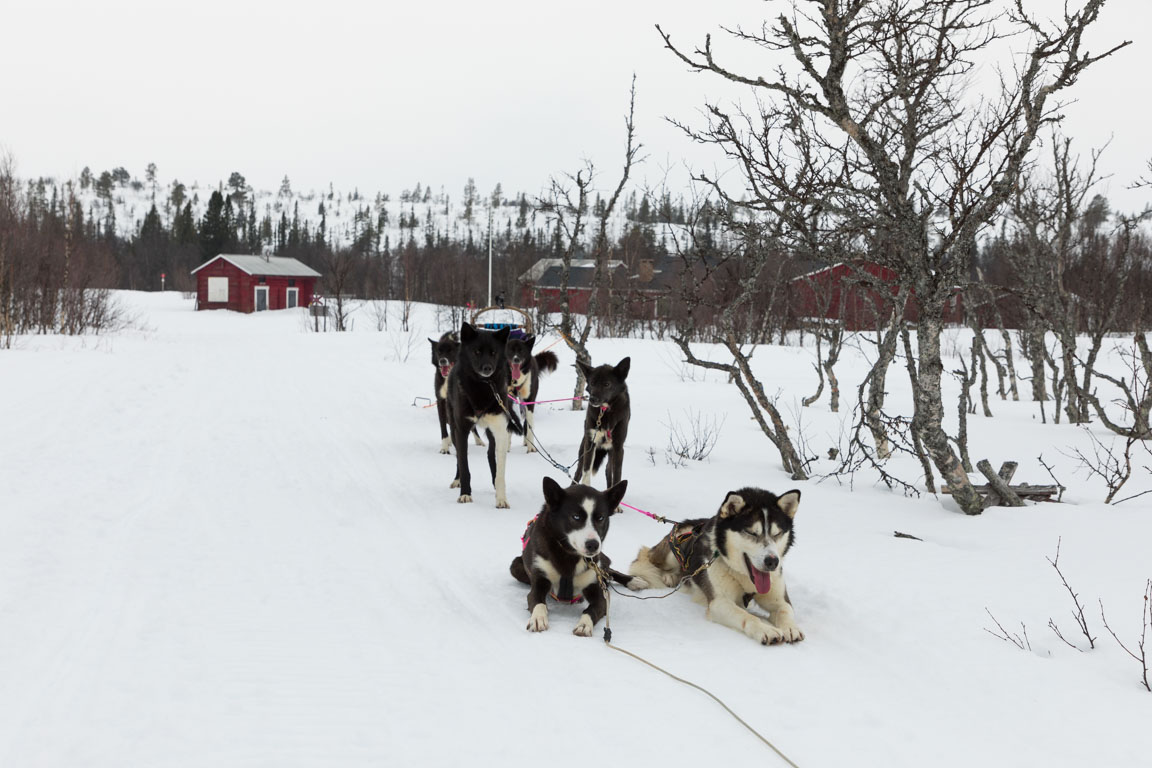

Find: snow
1;292;1149;767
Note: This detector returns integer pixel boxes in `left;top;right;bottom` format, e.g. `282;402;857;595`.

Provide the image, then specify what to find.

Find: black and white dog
429;331;484;454
504;334;559;453
447;322;524;508
510;476;630;636
628;487;804;645
573;357;630;489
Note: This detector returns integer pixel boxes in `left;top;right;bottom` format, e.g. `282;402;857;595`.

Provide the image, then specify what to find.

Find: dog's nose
585;539;600;554
763;554;779;571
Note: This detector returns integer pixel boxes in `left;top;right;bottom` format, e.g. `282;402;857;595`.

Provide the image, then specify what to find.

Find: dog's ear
542;476;566;508
604;480;628;514
615;357;631;380
719;492;746;518
495;326;511;344
524;335;536;351
460;322;476;341
776;489;801;519
575;359;593;378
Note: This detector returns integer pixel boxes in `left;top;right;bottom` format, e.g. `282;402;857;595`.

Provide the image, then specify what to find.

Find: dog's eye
571;513;582;521
593;513;603;523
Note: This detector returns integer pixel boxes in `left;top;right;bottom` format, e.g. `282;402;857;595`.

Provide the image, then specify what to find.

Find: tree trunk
914;309;984;515
999;327;1020;401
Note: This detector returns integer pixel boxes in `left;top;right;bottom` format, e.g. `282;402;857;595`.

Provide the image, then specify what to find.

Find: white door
286;287;299;309
254;286;269;312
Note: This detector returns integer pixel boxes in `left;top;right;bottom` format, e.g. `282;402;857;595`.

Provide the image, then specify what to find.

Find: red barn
789;261;964;331
192;254;320;313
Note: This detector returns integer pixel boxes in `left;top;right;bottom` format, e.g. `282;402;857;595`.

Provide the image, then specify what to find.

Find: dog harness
519;514;584;604
669;526;700;571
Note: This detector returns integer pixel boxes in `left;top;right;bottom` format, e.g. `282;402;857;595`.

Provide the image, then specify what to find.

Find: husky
504;334;559;453
447;322;524;508
428;331;484;454
628;488;804;646
573;357;630;489
510;476;631;636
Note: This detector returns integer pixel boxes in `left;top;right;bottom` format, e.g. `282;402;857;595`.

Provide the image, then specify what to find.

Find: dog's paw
495;497;510;509
440;438;451;454
661;572;681;588
473;435;486;447
450;479;461;489
527;604;549;632
457;494;473;504
746;619;785;646
775;621;805;643
525;443;537;453
572;615;595;637
626;576;650;591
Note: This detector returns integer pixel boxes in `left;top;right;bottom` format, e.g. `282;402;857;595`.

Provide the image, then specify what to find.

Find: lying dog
504;334;558;453
447;323;524;508
628;488;804;645
510;476;630;636
573;357;630;488
429;331;484;453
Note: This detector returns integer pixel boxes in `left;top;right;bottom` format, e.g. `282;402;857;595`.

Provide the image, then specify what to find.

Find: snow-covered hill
24;169;684;254
1;294;1149;767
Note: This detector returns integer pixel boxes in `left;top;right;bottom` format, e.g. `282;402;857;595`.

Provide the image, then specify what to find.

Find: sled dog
628;487;804;645
573;357;630;488
504;334;559;453
428;331;484;453
447;322;523;508
510;476;631;636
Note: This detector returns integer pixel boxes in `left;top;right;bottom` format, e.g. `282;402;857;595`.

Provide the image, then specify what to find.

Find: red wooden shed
789;261;965;331
192;254;320;313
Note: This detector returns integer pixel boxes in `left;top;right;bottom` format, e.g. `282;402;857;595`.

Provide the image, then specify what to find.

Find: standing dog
504;334;559;453
428;331;484;454
447;322;524;508
510;476;630;636
573;357;630;489
628;488;804;646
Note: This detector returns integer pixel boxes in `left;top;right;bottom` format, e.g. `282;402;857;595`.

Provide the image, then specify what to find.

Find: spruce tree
199;190;227;261
174;203;197;245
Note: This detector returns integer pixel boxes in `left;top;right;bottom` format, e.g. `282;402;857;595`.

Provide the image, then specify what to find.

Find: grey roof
523;255;690;293
191;254;321;278
517;258;624;284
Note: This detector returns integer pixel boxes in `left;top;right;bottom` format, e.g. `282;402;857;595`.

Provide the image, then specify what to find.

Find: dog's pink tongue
440;365;452;377
751;567;772;594
510;363;522;380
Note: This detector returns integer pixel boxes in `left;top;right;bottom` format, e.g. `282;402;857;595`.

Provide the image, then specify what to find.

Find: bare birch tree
538;76;642;410
658;0;1127;514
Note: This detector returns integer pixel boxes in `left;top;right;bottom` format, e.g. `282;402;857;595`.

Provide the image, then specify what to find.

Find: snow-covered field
1;292;1149;767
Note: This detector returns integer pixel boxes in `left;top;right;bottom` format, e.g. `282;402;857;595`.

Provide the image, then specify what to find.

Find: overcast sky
3;0;1149;211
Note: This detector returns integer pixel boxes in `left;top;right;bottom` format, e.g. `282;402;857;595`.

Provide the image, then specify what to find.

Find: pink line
508;394;586;406
619;502;661;520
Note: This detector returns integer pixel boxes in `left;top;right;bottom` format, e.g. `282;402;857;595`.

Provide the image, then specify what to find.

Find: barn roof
518;259;627;289
191;254;321;278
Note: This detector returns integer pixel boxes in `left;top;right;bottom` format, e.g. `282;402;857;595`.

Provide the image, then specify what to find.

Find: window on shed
207;276;229;302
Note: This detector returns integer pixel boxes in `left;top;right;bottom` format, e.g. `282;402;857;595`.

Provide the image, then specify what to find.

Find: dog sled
471;304;534;337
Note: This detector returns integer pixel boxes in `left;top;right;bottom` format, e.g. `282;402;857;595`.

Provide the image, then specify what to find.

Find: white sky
2;0;1150;211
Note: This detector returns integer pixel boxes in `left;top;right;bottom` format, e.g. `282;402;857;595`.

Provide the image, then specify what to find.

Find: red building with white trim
192;254;320;313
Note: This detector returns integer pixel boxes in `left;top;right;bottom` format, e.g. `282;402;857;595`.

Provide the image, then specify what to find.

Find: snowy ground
1;292;1149;767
